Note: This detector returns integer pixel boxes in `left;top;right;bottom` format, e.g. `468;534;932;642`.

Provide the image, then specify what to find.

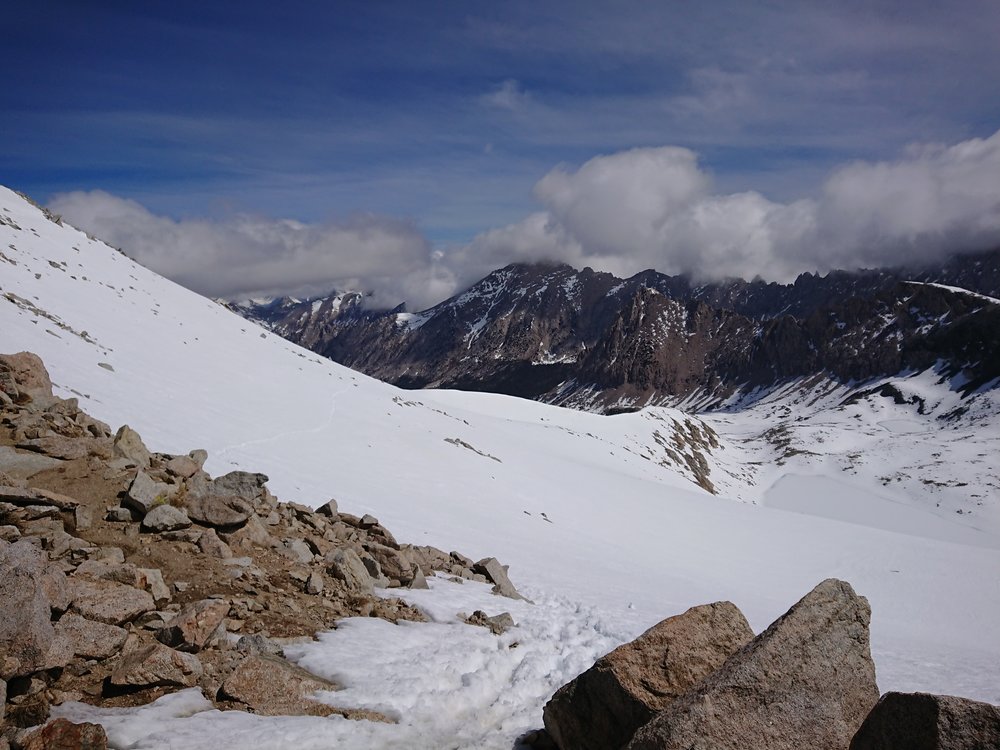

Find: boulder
850;692;1000;749
138;568;171;605
185;493;252;528
219;513;274;549
465;610;516;635
0;352;53;401
69;578;155;625
16;436;92;460
474;557;524;600
0;540;56;678
110;641;203;688
626;579;880;750
281;538;315;564
22;718;108;750
325;548;374;595
367;543;411;584
408;565;429;589
236;634;284;657
211;471;269;505
197;528;232;558
220;654;339;716
0;486;79;510
188;449;208;468
53;613;128;659
544;601;754;750
157;598;229;652
125;470;174;514
164;455;200;479
305;571;324;595
141;503;191;532
316;499;338;518
112;425;151;467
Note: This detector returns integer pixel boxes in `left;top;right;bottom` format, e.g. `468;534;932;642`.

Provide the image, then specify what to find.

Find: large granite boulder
185;493;253;528
850;692;1000;749
110;641;203;688
626;579;880;750
0;539;57;678
219;654;339;716
69;577;155;625
326;548;374;595
54;613;129;660
0;352;53;402
157;599;229;652
544;601;754;750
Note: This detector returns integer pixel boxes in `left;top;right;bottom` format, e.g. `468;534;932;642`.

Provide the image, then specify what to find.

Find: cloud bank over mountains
50;128;1000;310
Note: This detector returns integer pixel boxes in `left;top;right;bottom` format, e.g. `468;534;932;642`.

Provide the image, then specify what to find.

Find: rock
164;455;199;479
197;528;232;558
138;568;171;605
74;560;142;587
188;449;208;468
0;486;79;510
316;499;338;517
360;513;379;528
473;557;524;600
125;470;174;514
626;579;880;750
141;503;191;532
464;610;516;635
110;641;203;688
219;513;273;548
325;548;374;595
0;445;63;478
73;505;92;531
408;564;429;589
304;571;324;595
236;634;284;657
849;691;1000;749
41;569;71;613
112;425;151;467
281;538;315;564
105;506;133;522
157;599;229;652
0;352;53;400
0;540;56;678
5;692;50;728
367;543;411;584
544;601;754;750
53;613;128;659
185;493;252;528
211;471;269;505
16;436;92;460
220;654;339;716
21;718;108;750
69;578;155;625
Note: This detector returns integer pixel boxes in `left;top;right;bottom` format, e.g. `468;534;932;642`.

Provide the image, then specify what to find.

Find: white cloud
480;79;531;111
50;129;1000;311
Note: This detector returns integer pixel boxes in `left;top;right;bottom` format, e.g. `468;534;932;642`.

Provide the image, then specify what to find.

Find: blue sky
5;1;1000;306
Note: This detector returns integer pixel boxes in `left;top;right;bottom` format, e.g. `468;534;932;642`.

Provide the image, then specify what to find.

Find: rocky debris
0;540;58;679
112;425;151;468
0;351;507;729
464;610;515;635
316;499;338;517
0;352;52;402
140;503;191;532
185;493;253;529
626;579;880;750
69;578;155;625
219;654;341;717
53;614;128;660
157;599;229;652
849;692;1000;749
124;470;174;515
110;640;203;688
20;718;109;750
474;557;525;600
544;601;753;750
326;548;374;595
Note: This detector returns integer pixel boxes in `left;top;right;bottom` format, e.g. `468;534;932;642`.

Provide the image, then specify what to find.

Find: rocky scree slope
0;351;523;748
231;252;1000;412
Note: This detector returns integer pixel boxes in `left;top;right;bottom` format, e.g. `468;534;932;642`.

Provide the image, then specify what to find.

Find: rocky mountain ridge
228;250;1000;412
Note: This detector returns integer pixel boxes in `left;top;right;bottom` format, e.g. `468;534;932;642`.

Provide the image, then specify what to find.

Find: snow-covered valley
1;186;998;748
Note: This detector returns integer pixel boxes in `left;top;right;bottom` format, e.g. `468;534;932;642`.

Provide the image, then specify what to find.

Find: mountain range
226;251;1000;412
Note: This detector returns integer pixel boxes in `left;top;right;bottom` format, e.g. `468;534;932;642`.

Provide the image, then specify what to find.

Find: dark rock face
225;249;1000;412
543;601;754;750
626;579;880;750
850;692;1000;750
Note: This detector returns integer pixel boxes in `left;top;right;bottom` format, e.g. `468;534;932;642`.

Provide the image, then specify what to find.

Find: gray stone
157;598;229;652
73;505;92;531
0;446;62;479
185;493;252;528
544;601;754;750
138;568;171;605
0;540;56;678
141;503;191;532
626;579;880;750
125;470;174;514
304;571;324;595
465;610;516;635
164;455;199;479
316;499;338;517
220;513;274;548
113;425;151;467
236;634;284;657
0;352;53;400
281;538;315;564
220;654;339;716
111;641;203;688
54;613;129;659
197;528;232;558
69;578;155;625
408;565;429;589
0;485;79;510
850;692;1000;750
105;506;133;522
188;449;208;468
474;557;524;600
325;548;374;595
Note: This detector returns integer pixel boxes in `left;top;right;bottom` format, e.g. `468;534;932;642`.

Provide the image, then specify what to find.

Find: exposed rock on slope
849;692;1000;750
0;351;524;741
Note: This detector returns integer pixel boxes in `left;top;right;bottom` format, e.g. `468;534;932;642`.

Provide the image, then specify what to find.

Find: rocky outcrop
21;718;108;750
850;692;1000;749
53;614;128;660
0;540;58;679
157;599;229;652
474;557;525;600
544;601;754;750
220;654;340;716
110;641;203;688
626;579;879;750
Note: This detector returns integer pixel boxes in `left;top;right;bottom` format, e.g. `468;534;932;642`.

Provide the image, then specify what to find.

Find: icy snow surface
1;186;998;748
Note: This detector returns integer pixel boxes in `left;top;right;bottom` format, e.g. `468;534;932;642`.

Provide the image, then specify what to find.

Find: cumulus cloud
450;128;1000;286
48;191;455;309
50;129;1000;311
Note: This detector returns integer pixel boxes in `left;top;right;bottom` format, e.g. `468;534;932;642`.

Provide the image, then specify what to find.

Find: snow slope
1;187;998;747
